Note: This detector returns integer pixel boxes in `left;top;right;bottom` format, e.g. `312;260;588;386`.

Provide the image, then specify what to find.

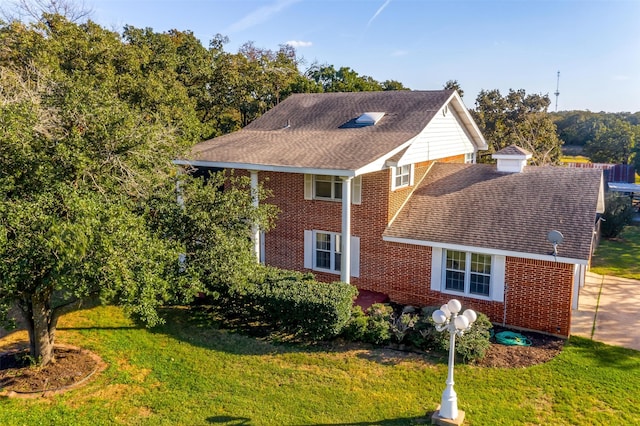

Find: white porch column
341;176;352;283
249;170;261;263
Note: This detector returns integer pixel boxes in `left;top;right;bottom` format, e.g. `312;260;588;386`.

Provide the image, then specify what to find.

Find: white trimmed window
465;152;475;164
444;250;491;297
431;247;505;301
314;231;341;272
304;175;361;204
303;230;360;277
391;164;414;190
314;175;342;200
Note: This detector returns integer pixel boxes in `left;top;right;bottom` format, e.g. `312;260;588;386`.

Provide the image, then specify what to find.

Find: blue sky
87;0;640;112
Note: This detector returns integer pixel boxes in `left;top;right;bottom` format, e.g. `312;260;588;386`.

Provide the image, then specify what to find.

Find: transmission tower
554;71;560;112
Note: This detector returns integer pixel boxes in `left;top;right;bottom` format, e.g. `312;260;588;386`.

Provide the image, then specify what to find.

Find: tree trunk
27;295;55;365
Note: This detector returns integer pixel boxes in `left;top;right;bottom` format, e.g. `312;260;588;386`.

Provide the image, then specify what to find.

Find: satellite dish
547;230;564;245
547;230;564;258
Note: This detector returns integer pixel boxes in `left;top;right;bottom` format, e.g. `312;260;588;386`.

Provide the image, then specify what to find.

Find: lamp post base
430;405;465;425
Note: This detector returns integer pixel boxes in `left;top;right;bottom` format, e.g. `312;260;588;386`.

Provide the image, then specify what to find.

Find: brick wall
255;153;574;337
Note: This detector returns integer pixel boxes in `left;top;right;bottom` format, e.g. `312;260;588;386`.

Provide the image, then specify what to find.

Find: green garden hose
494;331;532;346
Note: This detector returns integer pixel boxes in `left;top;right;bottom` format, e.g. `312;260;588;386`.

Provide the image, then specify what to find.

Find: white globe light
447;299;462;314
440;304;451;318
454;315;469;330
432;310;447;325
462;309;477;324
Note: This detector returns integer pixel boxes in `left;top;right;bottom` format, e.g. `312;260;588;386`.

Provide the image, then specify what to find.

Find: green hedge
230;267;357;341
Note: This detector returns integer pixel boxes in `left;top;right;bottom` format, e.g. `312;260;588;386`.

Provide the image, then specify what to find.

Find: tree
1;0;92;23
443;79;464;98
0;16;275;365
584;119;637;164
305;64;384;92
472;89;562;165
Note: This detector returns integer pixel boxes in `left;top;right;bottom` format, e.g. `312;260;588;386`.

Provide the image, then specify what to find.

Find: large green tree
584;118;639;164
472;89;562;165
0;16;274;365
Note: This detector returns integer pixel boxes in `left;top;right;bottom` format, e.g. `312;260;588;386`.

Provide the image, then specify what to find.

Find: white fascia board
382;235;589;265
354;137;417;176
447;92;488;150
597;175;606;214
173;159;356;177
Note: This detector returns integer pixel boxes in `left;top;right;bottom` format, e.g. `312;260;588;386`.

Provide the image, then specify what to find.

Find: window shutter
351;176;362;205
304;174;313;200
303;230;313;268
430;247;443;291
350;236;360;277
491;255;506;302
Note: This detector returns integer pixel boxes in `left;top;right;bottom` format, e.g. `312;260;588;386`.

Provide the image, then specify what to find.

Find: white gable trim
174;159;357;177
382;235;589;265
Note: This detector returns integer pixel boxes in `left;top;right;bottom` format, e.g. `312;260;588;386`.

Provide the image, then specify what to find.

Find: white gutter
382;235;589;265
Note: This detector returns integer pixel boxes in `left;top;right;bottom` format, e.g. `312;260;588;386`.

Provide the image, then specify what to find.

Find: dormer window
391;164;414;190
355;112;385;126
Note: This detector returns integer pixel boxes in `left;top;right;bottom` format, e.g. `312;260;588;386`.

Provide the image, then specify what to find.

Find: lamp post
431;299;477;424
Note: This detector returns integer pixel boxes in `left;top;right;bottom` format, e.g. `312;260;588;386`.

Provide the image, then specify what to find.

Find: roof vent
492;145;532;173
355;112;385;126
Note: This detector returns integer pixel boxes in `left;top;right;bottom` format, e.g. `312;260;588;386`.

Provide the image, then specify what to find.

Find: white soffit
355;112;385;125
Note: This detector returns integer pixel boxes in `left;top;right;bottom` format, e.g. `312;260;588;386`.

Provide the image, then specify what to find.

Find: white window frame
391;164;414;190
304;175;361;204
312;231;342;273
443;250;492;300
465;152;475;164
313;175;343;201
304;230;360;277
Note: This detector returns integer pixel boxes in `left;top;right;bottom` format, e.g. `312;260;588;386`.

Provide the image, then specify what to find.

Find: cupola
492;145;532;173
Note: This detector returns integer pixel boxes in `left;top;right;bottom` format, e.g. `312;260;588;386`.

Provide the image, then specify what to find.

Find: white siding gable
399;106;475;165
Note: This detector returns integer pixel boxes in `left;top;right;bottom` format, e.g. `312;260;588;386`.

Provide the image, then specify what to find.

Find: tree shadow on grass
568;336;640;370
146;306;440;367
206;415;431;425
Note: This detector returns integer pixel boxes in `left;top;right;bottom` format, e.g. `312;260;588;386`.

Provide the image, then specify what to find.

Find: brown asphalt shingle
188;91;454;171
384;163;602;260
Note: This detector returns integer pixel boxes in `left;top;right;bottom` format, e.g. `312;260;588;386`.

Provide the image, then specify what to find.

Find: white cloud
367;0;393;28
391;50;408;57
612;75;630;81
285;40;313;48
228;0;301;33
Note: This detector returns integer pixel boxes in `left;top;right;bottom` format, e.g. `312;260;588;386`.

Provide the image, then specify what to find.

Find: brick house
177;90;605;337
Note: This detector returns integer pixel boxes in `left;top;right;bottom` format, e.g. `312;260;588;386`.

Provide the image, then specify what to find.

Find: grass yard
1;306;639;425
591;225;640;279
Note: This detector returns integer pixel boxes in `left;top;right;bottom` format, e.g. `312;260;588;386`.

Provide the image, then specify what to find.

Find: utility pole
554;71;560;112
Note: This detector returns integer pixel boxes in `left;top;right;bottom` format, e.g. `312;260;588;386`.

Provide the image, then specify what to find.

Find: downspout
249;170;261;263
502;283;508;327
341;176;352;283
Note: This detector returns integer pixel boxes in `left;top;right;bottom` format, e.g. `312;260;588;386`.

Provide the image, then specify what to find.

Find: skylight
355;112;385;126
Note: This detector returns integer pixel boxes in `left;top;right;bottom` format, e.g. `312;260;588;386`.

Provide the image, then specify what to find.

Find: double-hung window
304;230;360;277
314;175;343;200
391;164;413;190
444;250;492;297
314;231;341;272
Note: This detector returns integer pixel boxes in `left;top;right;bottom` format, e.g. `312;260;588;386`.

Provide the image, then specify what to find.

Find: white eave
381;235;590;265
173;159;357;177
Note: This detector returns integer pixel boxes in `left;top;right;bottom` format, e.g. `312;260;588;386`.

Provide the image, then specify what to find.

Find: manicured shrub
405;305;492;362
255;278;357;341
362;303;393;345
341;305;368;341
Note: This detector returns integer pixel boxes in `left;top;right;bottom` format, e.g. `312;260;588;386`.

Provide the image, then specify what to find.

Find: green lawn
1;306;639;425
591;225;640;279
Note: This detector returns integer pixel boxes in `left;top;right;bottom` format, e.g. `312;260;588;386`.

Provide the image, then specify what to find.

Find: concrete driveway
572;272;640;351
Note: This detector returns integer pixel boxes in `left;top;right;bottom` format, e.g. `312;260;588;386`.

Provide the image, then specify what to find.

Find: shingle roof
384;163;602;261
494;145;532;156
188;91;455;171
